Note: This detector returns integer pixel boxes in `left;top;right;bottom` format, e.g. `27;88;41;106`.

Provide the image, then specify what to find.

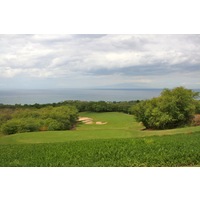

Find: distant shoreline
0;88;199;105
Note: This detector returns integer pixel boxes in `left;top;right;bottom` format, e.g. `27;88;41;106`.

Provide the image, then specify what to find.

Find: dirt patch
78;117;107;125
192;114;200;126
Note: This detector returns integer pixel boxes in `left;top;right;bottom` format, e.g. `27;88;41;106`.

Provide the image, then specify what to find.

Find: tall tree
133;87;200;129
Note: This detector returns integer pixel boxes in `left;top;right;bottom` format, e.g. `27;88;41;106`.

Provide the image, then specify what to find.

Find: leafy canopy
133;87;200;129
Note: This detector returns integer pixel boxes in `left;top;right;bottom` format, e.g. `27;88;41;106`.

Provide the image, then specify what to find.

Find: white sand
78;117;107;125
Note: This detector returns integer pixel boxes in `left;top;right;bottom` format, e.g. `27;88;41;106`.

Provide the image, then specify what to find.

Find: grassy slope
1;112;200;166
1;133;200;167
0;112;200;144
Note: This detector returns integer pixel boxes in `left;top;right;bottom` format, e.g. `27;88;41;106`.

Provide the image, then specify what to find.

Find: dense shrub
132;87;200;130
59;100;137;113
1;120;19;135
0;105;78;135
194;100;200;114
0;108;14;126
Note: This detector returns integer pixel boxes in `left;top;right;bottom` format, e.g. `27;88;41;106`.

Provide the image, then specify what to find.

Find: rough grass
0;133;200;167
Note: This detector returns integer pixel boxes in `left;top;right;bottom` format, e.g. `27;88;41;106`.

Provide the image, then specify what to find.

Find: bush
194;100;200;114
132;87;200;129
1;120;19;135
0;105;78;135
1;118;40;135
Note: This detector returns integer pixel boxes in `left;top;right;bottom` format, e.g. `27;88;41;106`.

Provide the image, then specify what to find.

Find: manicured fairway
0;112;200;144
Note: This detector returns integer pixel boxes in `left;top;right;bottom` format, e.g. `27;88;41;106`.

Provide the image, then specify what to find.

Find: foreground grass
1;112;200;144
0;132;200;167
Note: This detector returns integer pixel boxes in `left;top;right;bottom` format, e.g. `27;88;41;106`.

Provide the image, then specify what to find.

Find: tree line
0;87;200;133
0;100;138;113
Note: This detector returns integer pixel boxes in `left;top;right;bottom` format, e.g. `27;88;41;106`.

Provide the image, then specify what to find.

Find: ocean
0;88;199;105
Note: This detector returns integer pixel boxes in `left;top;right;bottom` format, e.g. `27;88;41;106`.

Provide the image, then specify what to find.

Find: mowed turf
0;112;200;144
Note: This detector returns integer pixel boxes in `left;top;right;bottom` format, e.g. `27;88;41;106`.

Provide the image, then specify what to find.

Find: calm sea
0;88;199;105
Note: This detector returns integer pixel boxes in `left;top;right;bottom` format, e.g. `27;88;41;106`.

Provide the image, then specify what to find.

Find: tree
132;87;200;129
194;100;200;114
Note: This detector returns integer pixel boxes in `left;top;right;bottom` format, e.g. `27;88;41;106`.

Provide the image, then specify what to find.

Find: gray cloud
0;34;200;89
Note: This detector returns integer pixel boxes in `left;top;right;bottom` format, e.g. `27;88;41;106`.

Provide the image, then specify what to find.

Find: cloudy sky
0;34;200;89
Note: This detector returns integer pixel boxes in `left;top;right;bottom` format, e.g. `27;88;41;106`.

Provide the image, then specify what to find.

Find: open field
0;112;200;166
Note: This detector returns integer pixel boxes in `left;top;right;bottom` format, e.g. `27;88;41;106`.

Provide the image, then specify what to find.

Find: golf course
1;112;200;167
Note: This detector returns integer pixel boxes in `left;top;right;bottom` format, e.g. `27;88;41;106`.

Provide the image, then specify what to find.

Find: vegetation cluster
0;100;138;113
132;87;200;129
0;106;78;135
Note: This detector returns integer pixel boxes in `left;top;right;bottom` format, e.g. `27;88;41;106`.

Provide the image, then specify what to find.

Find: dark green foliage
0;100;138;114
0;132;200;166
0;106;78;134
132;87;200;129
194;100;200;114
1;120;19;135
59;100;137;113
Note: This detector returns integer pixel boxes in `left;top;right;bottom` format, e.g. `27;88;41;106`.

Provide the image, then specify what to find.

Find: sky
0;34;200;89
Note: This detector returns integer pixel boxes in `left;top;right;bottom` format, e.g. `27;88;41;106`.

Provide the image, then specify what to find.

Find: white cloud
0;67;22;78
0;34;200;89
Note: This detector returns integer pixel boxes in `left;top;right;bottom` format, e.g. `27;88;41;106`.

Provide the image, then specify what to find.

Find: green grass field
1;112;200;144
1;133;200;167
0;112;200;166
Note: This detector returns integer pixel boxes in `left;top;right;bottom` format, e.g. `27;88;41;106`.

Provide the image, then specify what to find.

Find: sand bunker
78;117;93;124
78;117;107;125
96;121;107;125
